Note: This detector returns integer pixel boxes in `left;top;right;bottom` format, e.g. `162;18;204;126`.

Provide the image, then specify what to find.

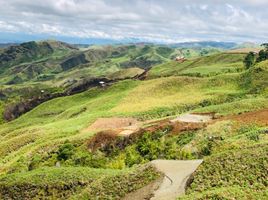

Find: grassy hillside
0;60;267;169
0;42;267;199
178;122;268;200
0;43;225;123
0;165;160;199
148;53;245;78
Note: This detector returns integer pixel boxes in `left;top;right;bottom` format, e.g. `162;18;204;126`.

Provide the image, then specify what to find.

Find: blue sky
0;0;268;44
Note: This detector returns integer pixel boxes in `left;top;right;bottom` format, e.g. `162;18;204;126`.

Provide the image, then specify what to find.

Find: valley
0;41;267;199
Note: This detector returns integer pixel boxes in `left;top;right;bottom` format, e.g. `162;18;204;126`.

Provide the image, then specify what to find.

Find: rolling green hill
0;41;267;199
148;53;246;78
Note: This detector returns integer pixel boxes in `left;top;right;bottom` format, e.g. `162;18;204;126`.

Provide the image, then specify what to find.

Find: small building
99;81;106;87
175;55;186;63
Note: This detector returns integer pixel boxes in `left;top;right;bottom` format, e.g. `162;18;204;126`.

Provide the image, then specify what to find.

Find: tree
256;43;268;63
261;43;268;51
256;49;268;62
244;52;256;69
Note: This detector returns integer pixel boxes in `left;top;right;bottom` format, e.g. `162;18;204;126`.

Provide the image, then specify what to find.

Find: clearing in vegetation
86;117;140;131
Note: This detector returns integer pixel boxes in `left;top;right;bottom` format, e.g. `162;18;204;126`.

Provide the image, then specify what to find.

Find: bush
246;130;261;141
244;52;256;69
73;150;107;168
57;142;75;161
125;145;145;167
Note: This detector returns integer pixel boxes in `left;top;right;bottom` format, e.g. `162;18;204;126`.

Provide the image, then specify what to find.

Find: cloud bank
0;0;268;43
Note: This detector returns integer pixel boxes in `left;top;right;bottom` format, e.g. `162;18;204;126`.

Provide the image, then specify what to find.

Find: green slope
0;43;267;199
0;165;160;199
148;53;246;78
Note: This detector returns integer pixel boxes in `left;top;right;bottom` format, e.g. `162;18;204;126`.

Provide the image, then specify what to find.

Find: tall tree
244;52;256;69
257;49;268;62
257;43;268;62
261;43;268;51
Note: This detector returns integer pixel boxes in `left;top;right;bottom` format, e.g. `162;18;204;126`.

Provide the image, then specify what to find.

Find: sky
0;0;268;44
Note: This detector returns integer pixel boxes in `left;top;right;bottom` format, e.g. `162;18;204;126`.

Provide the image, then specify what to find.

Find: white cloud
0;21;17;32
0;0;267;43
243;0;268;5
200;5;208;10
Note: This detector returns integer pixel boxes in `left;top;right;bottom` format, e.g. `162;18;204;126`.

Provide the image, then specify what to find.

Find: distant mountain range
0;43;19;48
169;41;237;49
1;40;261;51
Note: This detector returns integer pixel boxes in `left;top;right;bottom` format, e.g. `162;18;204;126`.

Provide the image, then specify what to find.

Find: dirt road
150;160;203;200
171;114;213;123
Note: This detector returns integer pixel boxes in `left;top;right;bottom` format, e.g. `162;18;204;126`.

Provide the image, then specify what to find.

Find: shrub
57;142;75;161
246;130;261;141
125;145;145;167
200;140;213;156
244;52;256;69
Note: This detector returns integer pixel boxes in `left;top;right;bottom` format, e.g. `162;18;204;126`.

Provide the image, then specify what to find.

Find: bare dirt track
150;160;203;200
226;109;268;126
171;113;213;123
121;160;203;200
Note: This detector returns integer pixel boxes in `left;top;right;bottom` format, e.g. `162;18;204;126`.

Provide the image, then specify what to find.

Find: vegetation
257;43;268;62
177;120;268;199
0;165;161;199
0;41;267;199
244;43;268;69
148;53;245;78
244;52;256;69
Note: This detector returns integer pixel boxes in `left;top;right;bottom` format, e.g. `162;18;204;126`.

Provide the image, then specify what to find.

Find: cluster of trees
244;43;268;69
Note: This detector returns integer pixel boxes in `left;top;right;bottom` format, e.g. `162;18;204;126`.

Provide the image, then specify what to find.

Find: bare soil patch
171;121;206;135
87;130;118;151
87;117;139;131
226;109;268;126
87;117;208;152
171;113;213;123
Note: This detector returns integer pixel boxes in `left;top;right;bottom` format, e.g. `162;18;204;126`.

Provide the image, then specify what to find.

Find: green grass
179;119;268;199
183;144;268;195
1;47;268;199
111;76;211;113
70;165;161;200
181;62;243;76
107;67;144;79
148;53;246;78
1;58;267;173
0;165;161;200
194;97;268;116
179;186;268;200
0;80;140;173
181;143;268;199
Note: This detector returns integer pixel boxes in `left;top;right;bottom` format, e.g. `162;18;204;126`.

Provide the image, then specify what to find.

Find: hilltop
0;40;267;199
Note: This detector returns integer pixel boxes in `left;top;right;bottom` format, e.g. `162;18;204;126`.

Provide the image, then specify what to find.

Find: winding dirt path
150;160;203;200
